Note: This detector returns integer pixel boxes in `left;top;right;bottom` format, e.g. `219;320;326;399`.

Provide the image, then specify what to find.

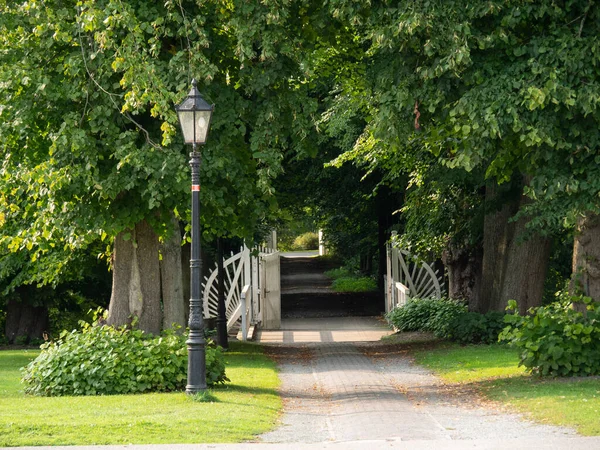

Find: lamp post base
186;329;207;394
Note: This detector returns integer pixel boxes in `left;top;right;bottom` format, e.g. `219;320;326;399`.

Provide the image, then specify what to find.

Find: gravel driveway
258;338;576;444
257;256;580;446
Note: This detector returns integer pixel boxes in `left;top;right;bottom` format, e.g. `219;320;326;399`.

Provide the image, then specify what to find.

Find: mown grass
413;343;600;436
0;342;281;446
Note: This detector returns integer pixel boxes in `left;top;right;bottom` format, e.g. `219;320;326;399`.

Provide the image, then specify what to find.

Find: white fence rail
385;241;444;313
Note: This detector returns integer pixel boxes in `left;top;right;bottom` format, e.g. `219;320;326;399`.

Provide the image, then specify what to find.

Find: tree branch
578;0;593;38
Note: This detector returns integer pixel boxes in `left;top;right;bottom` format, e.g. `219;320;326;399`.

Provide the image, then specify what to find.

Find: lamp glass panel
178;110;196;144
194;110;212;144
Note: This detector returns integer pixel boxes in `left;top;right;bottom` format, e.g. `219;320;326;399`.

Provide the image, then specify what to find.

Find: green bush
449;310;505;344
292;232;319;250
22;320;228;396
324;267;353;279
331;276;377;292
386;298;465;336
427;298;469;339
500;297;600;376
386;297;505;344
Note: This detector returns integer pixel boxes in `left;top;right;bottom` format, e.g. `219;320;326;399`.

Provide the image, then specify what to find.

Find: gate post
251;251;260;324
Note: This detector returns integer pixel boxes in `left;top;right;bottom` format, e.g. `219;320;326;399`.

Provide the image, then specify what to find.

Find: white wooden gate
385;240;444;313
259;252;281;330
202;246;251;332
202;244;279;339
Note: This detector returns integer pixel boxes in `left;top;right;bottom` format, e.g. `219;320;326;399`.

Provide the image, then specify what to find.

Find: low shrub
22;319;228;396
386;297;505;344
292;232;319;250
427;298;468;339
324;267;353;279
386;297;464;335
500;297;600;376
331;276;377;293
449;310;505;344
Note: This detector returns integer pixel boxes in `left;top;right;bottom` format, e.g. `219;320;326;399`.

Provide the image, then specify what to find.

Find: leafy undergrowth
0;342;281;446
324;267;377;293
413;343;600;436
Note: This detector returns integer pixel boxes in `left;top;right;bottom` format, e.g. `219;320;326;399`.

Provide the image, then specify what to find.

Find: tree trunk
498;216;551;314
161;213;185;330
132;220;162;335
570;213;600;309
107;220;162;334
477;180;519;312
107;229;135;327
479;176;551;313
5;296;49;344
441;243;482;307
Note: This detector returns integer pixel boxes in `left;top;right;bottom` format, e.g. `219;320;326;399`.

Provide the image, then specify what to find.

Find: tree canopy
2;0;600;334
0;0;324;293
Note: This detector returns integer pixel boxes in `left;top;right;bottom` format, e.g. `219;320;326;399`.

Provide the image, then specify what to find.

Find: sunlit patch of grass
413;343;525;383
413;343;600;435
483;376;600;435
0;342;281;446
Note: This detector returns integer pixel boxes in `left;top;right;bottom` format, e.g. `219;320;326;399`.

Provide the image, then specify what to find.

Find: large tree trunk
442;243;482;307
498;216;551;314
160;213;185;330
477;180;519;312
570;213;600;308
133;220;162;334
107;229;135;327
107;219;162;334
4;294;48;344
479;176;550;313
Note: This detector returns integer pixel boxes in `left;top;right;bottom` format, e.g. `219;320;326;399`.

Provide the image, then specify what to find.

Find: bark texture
107;220;162;334
571;213;600;307
133;220;162;335
160;213;185;330
107;229;135;327
499;216;551;314
478;177;551;313
478;181;519;312
442;243;482;307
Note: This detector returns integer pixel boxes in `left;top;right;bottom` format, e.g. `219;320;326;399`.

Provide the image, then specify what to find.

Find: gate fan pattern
202;247;249;327
396;249;444;299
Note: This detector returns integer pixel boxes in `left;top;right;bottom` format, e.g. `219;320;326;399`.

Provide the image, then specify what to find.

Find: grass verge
0;341;280;446
412;343;600;435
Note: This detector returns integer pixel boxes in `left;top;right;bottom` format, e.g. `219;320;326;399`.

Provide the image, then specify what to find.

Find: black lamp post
175;79;214;394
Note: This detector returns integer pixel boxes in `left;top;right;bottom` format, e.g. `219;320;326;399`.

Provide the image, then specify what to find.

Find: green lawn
413;343;600;436
0;342;281;446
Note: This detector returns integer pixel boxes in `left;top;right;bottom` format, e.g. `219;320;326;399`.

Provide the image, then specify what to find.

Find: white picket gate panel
385;241;444;313
202;246;249;321
202;244;278;340
259;251;281;330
